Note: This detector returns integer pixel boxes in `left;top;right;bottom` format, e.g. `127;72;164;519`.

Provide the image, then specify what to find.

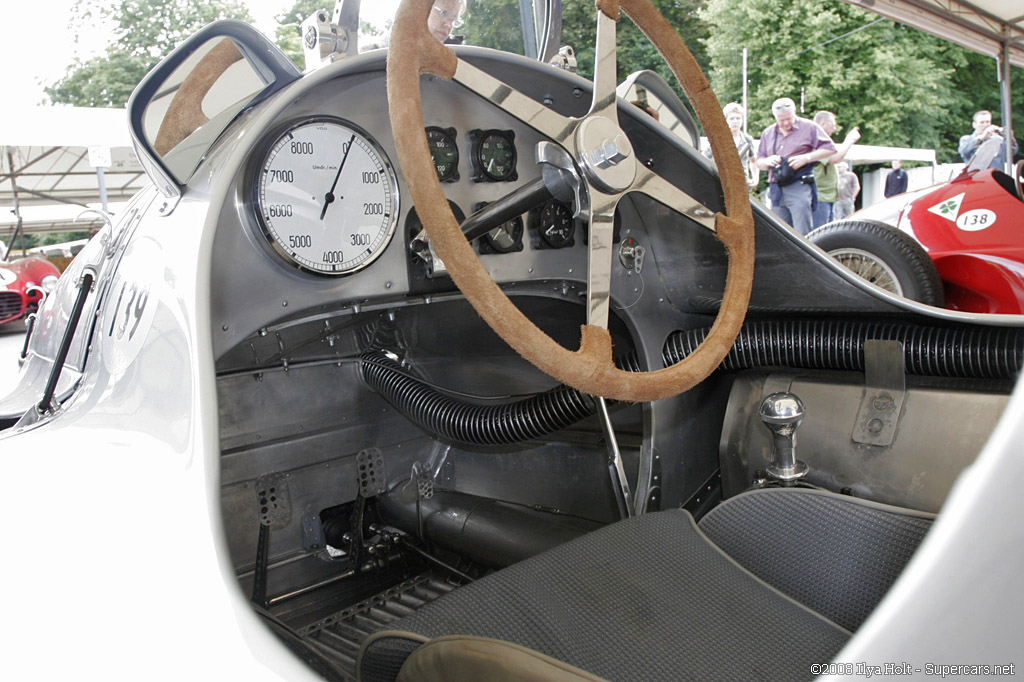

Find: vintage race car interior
2;0;1022;679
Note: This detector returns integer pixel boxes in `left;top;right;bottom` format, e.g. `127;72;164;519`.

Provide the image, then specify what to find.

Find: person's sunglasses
432;5;464;28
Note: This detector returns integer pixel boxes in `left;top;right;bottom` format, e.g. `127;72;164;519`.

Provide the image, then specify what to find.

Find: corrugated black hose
664;319;1023;380
361;320;1023;445
359;352;597;446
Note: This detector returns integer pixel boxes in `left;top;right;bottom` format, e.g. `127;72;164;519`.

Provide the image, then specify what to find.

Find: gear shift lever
759;392;809;484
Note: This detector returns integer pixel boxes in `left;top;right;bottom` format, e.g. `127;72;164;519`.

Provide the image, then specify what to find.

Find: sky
0;0;398;108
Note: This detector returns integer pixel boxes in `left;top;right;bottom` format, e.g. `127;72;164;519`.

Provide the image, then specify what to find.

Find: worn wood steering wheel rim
386;0;755;403
152;38;243;156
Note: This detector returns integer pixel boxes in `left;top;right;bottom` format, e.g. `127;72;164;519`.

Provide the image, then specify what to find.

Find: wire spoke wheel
829;247;904;296
807;219;944;307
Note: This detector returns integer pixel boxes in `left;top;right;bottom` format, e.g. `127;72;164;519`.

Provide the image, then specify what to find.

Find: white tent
0;107;147;236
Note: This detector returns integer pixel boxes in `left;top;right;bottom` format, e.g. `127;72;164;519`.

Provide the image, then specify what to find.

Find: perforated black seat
356;488;934;682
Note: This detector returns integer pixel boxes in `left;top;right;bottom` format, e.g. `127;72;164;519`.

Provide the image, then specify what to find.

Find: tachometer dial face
257;119;399;276
537;200;575;248
426;127;459;182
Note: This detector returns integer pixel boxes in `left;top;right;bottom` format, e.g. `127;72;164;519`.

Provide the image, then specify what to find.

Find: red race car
0;254;60;326
809;137;1024;313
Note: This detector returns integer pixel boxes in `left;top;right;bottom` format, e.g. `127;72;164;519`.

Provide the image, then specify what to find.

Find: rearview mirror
128;20;301;198
617;70;699;148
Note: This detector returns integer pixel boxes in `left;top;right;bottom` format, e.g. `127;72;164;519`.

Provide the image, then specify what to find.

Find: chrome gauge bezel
426;126;460;183
470;128;517;183
252;117;400;277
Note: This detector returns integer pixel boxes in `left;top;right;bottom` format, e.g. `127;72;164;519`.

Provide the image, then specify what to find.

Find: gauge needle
320;133;356;220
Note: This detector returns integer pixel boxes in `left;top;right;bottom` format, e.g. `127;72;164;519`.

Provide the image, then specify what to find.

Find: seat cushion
699;487;935;631
357;507;850;682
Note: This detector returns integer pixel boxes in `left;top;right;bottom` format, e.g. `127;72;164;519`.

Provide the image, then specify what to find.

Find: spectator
363;0;465;49
883;159;908;198
704;102;758;190
834;161;859;220
811;110;861;228
756;98;836;236
958;110;1017;169
428;0;466;43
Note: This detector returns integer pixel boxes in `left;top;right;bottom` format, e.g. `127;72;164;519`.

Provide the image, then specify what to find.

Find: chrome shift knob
759;392;809;483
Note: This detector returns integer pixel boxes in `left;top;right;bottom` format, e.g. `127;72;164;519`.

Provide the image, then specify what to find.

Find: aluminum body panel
720;371;1009;512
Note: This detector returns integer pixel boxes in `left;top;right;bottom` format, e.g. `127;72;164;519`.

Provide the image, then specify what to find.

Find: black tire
807;219;945;307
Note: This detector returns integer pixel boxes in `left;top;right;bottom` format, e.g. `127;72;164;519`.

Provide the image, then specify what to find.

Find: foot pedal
357;448;387;497
255;472;292;529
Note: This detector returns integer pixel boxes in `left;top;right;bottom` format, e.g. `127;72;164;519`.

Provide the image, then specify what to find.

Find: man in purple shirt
756;98;837;235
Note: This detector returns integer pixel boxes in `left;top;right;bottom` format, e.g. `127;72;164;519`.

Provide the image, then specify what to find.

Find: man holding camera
958;110;1017;169
756;98;836;235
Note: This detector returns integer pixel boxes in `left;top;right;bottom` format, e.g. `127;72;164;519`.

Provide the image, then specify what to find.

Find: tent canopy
1;107;147;235
842;0;1023;68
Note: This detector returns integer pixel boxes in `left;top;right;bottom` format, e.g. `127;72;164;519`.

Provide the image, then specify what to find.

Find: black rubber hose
360;352;597;446
361;319;1021;446
663;320;1024;380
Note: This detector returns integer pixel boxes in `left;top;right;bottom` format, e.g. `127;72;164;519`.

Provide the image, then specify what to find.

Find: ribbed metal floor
297;574;459;680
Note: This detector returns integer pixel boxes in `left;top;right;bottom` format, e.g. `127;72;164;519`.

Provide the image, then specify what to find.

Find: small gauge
426;127;459;182
481;216;524;254
471;129;517;182
536;200;575;249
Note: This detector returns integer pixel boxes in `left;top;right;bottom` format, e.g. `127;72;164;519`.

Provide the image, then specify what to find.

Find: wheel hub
576;115;636;194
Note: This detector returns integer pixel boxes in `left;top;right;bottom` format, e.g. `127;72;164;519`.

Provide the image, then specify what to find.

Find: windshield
361;0;532;54
966;135;1004;173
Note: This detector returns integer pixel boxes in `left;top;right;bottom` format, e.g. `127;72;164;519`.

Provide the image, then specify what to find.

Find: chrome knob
759;392;809;483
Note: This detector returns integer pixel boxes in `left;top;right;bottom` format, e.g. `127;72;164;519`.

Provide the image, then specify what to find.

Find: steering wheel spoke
632;167;718;233
453;59;577;144
585;194;621;329
590;11;620;119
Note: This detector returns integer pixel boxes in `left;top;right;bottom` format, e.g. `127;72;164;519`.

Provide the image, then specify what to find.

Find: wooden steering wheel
153;38;243;156
386;0;754;402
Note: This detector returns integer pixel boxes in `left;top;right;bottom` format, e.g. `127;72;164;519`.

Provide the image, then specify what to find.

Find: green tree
275;0;325;66
701;0;963;157
46;0;252;107
560;0;710;97
460;0;525;54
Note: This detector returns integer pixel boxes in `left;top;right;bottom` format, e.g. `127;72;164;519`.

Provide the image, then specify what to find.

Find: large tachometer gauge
257;119;399;275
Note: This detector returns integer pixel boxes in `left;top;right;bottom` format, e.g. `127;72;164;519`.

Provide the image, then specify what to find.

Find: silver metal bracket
410;232;448;278
300;0;360;71
156;193;182;217
618;237;645;273
852;340;907;446
548;46;577;72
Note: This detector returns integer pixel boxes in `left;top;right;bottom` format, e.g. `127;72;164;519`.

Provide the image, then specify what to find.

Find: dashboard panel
210;56;612;357
208;49;908;362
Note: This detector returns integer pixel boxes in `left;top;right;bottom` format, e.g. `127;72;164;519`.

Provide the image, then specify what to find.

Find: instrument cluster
252;115;583;281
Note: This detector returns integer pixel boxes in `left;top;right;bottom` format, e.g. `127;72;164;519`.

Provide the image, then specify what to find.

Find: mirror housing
127;20;302;199
616;70;699;149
